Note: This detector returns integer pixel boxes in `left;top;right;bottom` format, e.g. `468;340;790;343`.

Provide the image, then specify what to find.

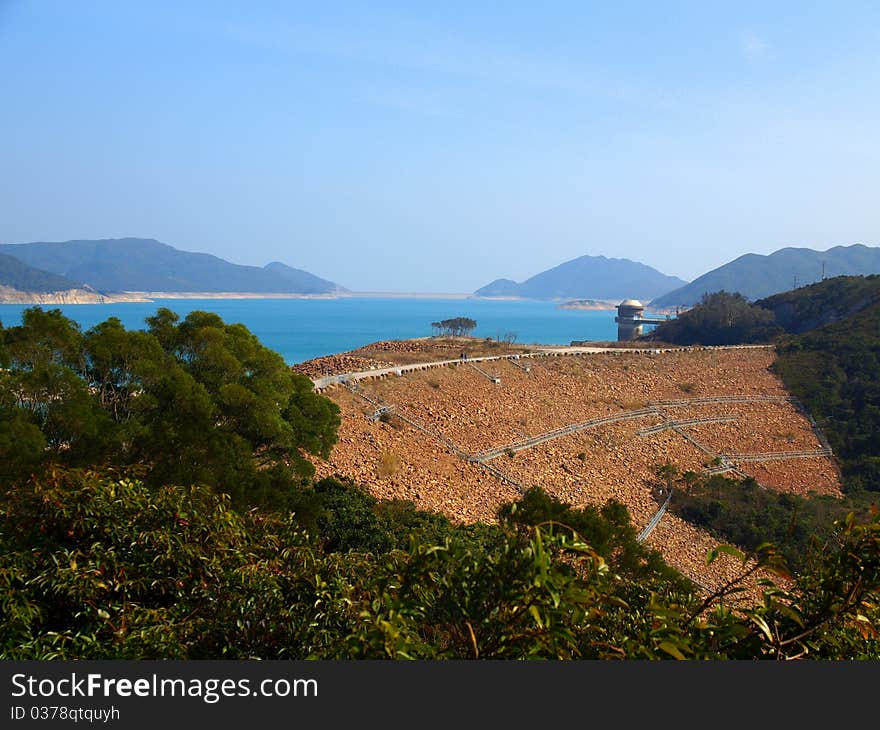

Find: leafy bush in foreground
3;470;879;660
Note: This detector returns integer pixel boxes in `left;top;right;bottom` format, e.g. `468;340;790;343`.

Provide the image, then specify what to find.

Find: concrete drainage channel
466;361;501;383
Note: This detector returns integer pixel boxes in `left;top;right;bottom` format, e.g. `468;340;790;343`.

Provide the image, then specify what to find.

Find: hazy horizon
2;1;879;291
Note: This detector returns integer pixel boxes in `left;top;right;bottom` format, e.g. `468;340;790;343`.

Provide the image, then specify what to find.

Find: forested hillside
758;275;880;333
1;307;879;659
645;291;782;345
773;302;880;492
0;252;82;293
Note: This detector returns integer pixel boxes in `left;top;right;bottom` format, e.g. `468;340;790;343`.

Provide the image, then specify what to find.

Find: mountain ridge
651;244;880;308
474;254;687;301
0;238;343;295
0;252;84;293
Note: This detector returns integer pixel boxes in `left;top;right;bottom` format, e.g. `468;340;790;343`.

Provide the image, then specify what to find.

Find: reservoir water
0;297;665;365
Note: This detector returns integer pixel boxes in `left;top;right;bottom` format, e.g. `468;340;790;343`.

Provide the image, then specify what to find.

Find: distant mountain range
651;244;880;309
0;238;342;296
473;255;687;302
0;252;135;304
6;238;880;309
0;252;82;293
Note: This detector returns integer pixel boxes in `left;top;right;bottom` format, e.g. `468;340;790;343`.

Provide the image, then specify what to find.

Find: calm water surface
0;298;664;364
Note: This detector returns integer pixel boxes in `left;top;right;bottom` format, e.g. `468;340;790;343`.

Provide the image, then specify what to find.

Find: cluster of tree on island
1;304;879;659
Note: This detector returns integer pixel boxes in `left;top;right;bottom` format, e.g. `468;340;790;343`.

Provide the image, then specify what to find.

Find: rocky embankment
295;337;534;375
307;345;841;594
293;354;396;379
0;285;151;304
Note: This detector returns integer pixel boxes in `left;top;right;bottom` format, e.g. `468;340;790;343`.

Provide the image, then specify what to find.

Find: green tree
436;317;477;337
0;307;341;510
649;291;782;345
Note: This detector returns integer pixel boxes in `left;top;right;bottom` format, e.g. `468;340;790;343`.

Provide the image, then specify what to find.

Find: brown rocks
308;345;842;591
292;355;395;378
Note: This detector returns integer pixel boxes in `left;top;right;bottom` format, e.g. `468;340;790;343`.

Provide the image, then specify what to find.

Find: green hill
772;298;880;492
651;244;880;309
757;274;880;334
474;255;686;301
0;238;342;294
0;252;83;293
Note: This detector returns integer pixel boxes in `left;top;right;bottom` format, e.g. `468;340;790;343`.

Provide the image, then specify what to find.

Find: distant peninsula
474;254;687;302
0;238;344;303
0;284;150;305
0;252;149;304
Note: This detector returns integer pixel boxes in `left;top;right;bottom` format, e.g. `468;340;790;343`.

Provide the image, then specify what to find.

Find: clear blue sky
1;1;879;292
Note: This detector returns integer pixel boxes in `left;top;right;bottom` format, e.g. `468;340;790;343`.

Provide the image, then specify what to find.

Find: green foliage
498;486;687;587
301;477;460;554
431;317;477;337
0;307;341;510
2;471;879;659
773;302;880;492
0;470;361;659
758;274;880;334
0;414;45;482
669;473;875;570
312;477;394;553
348;522;608;659
649;291;783;345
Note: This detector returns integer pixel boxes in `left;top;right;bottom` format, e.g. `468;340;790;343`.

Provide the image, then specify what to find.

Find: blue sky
1;1;879;292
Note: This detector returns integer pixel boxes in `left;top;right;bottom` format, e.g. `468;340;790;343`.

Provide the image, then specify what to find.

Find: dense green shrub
3;470;879;660
773;303;880;492
648;291;782;345
669;473;876;569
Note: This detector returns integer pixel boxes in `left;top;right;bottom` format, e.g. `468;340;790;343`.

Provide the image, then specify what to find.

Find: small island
557;299;618;311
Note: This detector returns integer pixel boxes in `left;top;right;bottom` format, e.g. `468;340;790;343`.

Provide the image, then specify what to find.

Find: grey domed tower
615;299;645;341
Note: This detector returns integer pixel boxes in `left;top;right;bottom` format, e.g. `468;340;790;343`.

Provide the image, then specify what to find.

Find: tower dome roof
619;299;643;307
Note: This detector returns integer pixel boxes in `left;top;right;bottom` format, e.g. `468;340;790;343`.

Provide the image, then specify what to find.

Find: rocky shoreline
0;285;151;304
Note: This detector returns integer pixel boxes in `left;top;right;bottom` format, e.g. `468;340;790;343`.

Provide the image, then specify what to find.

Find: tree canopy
431;317;477;337
648;291;782;345
2;471;878;659
0;307;340;509
772;302;880;493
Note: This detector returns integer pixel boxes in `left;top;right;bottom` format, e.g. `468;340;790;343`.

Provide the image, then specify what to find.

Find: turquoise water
0;298;665;365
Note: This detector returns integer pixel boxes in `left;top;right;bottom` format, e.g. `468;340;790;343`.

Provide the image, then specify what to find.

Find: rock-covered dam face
307;345;840;593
